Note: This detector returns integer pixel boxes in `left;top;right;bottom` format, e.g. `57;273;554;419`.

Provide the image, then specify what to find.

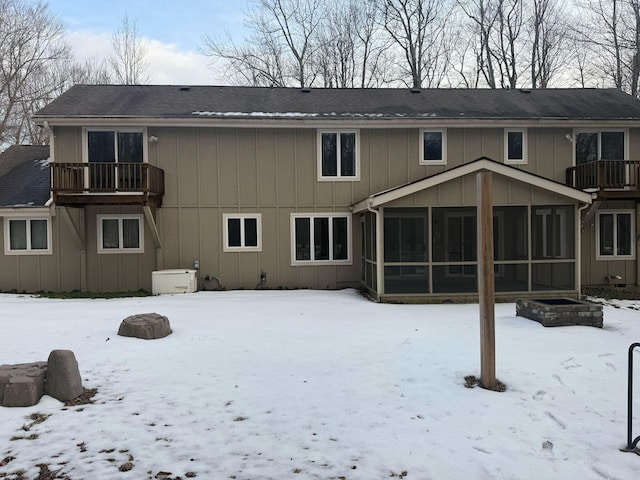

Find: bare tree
109;15;150;85
530;0;567;88
624;0;640;96
203;0;324;87
572;0;640;94
381;0;453;88
315;0;390;88
0;0;71;147
457;0;500;87
492;0;524;89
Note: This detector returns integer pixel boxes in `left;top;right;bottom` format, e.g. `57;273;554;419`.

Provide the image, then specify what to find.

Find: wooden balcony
566;160;640;200
51;162;164;207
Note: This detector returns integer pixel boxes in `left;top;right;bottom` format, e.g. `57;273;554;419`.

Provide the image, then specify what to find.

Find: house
1;85;640;301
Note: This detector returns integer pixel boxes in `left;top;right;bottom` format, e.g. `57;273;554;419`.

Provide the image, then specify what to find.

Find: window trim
419;129;447;165
82;127;149;164
97;214;144;254
317;129;360;181
3;216;52;255
223;213;262;252
504;129;527;164
290;213;352;265
596;210;635;260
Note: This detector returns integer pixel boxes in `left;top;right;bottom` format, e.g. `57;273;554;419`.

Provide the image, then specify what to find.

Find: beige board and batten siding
0;209;82;293
154;126;368;290
581;200;638;287
120;125;579;291
83;206;156;292
41;124;582;292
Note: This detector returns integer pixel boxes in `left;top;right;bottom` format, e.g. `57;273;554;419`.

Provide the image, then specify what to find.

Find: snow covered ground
0;289;638;480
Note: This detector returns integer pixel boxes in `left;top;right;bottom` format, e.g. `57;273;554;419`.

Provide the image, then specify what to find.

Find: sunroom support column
477;171;496;390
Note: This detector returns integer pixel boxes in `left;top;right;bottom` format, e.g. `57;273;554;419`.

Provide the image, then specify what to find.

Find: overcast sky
49;0;249;85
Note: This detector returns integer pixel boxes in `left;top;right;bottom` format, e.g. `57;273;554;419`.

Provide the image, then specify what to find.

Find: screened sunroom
354;159;592;302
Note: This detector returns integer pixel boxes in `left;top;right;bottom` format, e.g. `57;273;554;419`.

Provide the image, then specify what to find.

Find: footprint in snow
532;390;545;401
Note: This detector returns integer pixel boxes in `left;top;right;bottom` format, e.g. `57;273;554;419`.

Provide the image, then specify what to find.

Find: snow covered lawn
0;289;638;479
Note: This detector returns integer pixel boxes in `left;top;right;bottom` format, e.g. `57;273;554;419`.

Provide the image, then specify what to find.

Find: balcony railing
566;160;640;199
51;162;164;206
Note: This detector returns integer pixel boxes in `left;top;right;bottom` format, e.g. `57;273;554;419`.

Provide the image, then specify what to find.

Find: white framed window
3;217;52;255
97;214;143;254
419;129;447;164
505;129;527;164
317;130;359;180
291;213;351;265
223;214;262;252
597;210;634;259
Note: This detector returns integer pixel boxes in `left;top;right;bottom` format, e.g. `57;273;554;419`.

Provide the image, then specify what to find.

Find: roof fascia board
352;159;592;213
0;207;52;216
36;117;640;129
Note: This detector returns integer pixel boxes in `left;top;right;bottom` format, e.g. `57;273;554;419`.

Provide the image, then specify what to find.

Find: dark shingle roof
34;85;640;121
0;145;51;208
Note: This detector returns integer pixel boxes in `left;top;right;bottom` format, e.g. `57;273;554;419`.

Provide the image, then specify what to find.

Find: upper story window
597;210;634;259
291;213;351;264
505;129;527;164
3;217;51;255
318;130;359;180
420;129;446;164
85;129;145;164
223;214;262;252
97;214;144;254
575;130;626;164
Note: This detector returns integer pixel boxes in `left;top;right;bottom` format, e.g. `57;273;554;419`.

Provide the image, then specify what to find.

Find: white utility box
152;269;198;295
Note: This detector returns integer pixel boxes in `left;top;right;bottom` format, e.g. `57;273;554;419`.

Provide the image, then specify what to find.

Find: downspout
367;198;384;301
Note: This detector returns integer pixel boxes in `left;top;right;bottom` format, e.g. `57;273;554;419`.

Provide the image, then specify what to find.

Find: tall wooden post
477;171;496;390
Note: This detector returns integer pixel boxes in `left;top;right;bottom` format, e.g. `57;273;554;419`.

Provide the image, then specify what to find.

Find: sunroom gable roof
351;157;593;213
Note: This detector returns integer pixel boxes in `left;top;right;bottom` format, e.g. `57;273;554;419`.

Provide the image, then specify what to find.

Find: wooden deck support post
477;171;496;390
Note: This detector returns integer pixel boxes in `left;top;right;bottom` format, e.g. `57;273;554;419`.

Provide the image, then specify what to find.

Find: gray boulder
45;350;83;402
0;362;47;407
118;313;172;340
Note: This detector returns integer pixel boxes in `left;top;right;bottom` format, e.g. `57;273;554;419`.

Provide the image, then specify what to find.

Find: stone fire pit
516;298;603;328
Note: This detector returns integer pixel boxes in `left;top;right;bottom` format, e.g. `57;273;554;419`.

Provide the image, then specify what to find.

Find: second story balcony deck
566;160;640;200
51;162;165;207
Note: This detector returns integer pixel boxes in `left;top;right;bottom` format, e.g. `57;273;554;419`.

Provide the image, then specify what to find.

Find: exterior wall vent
301;88;311;93
152;269;198;294
411;88;421;93
179;86;191;92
